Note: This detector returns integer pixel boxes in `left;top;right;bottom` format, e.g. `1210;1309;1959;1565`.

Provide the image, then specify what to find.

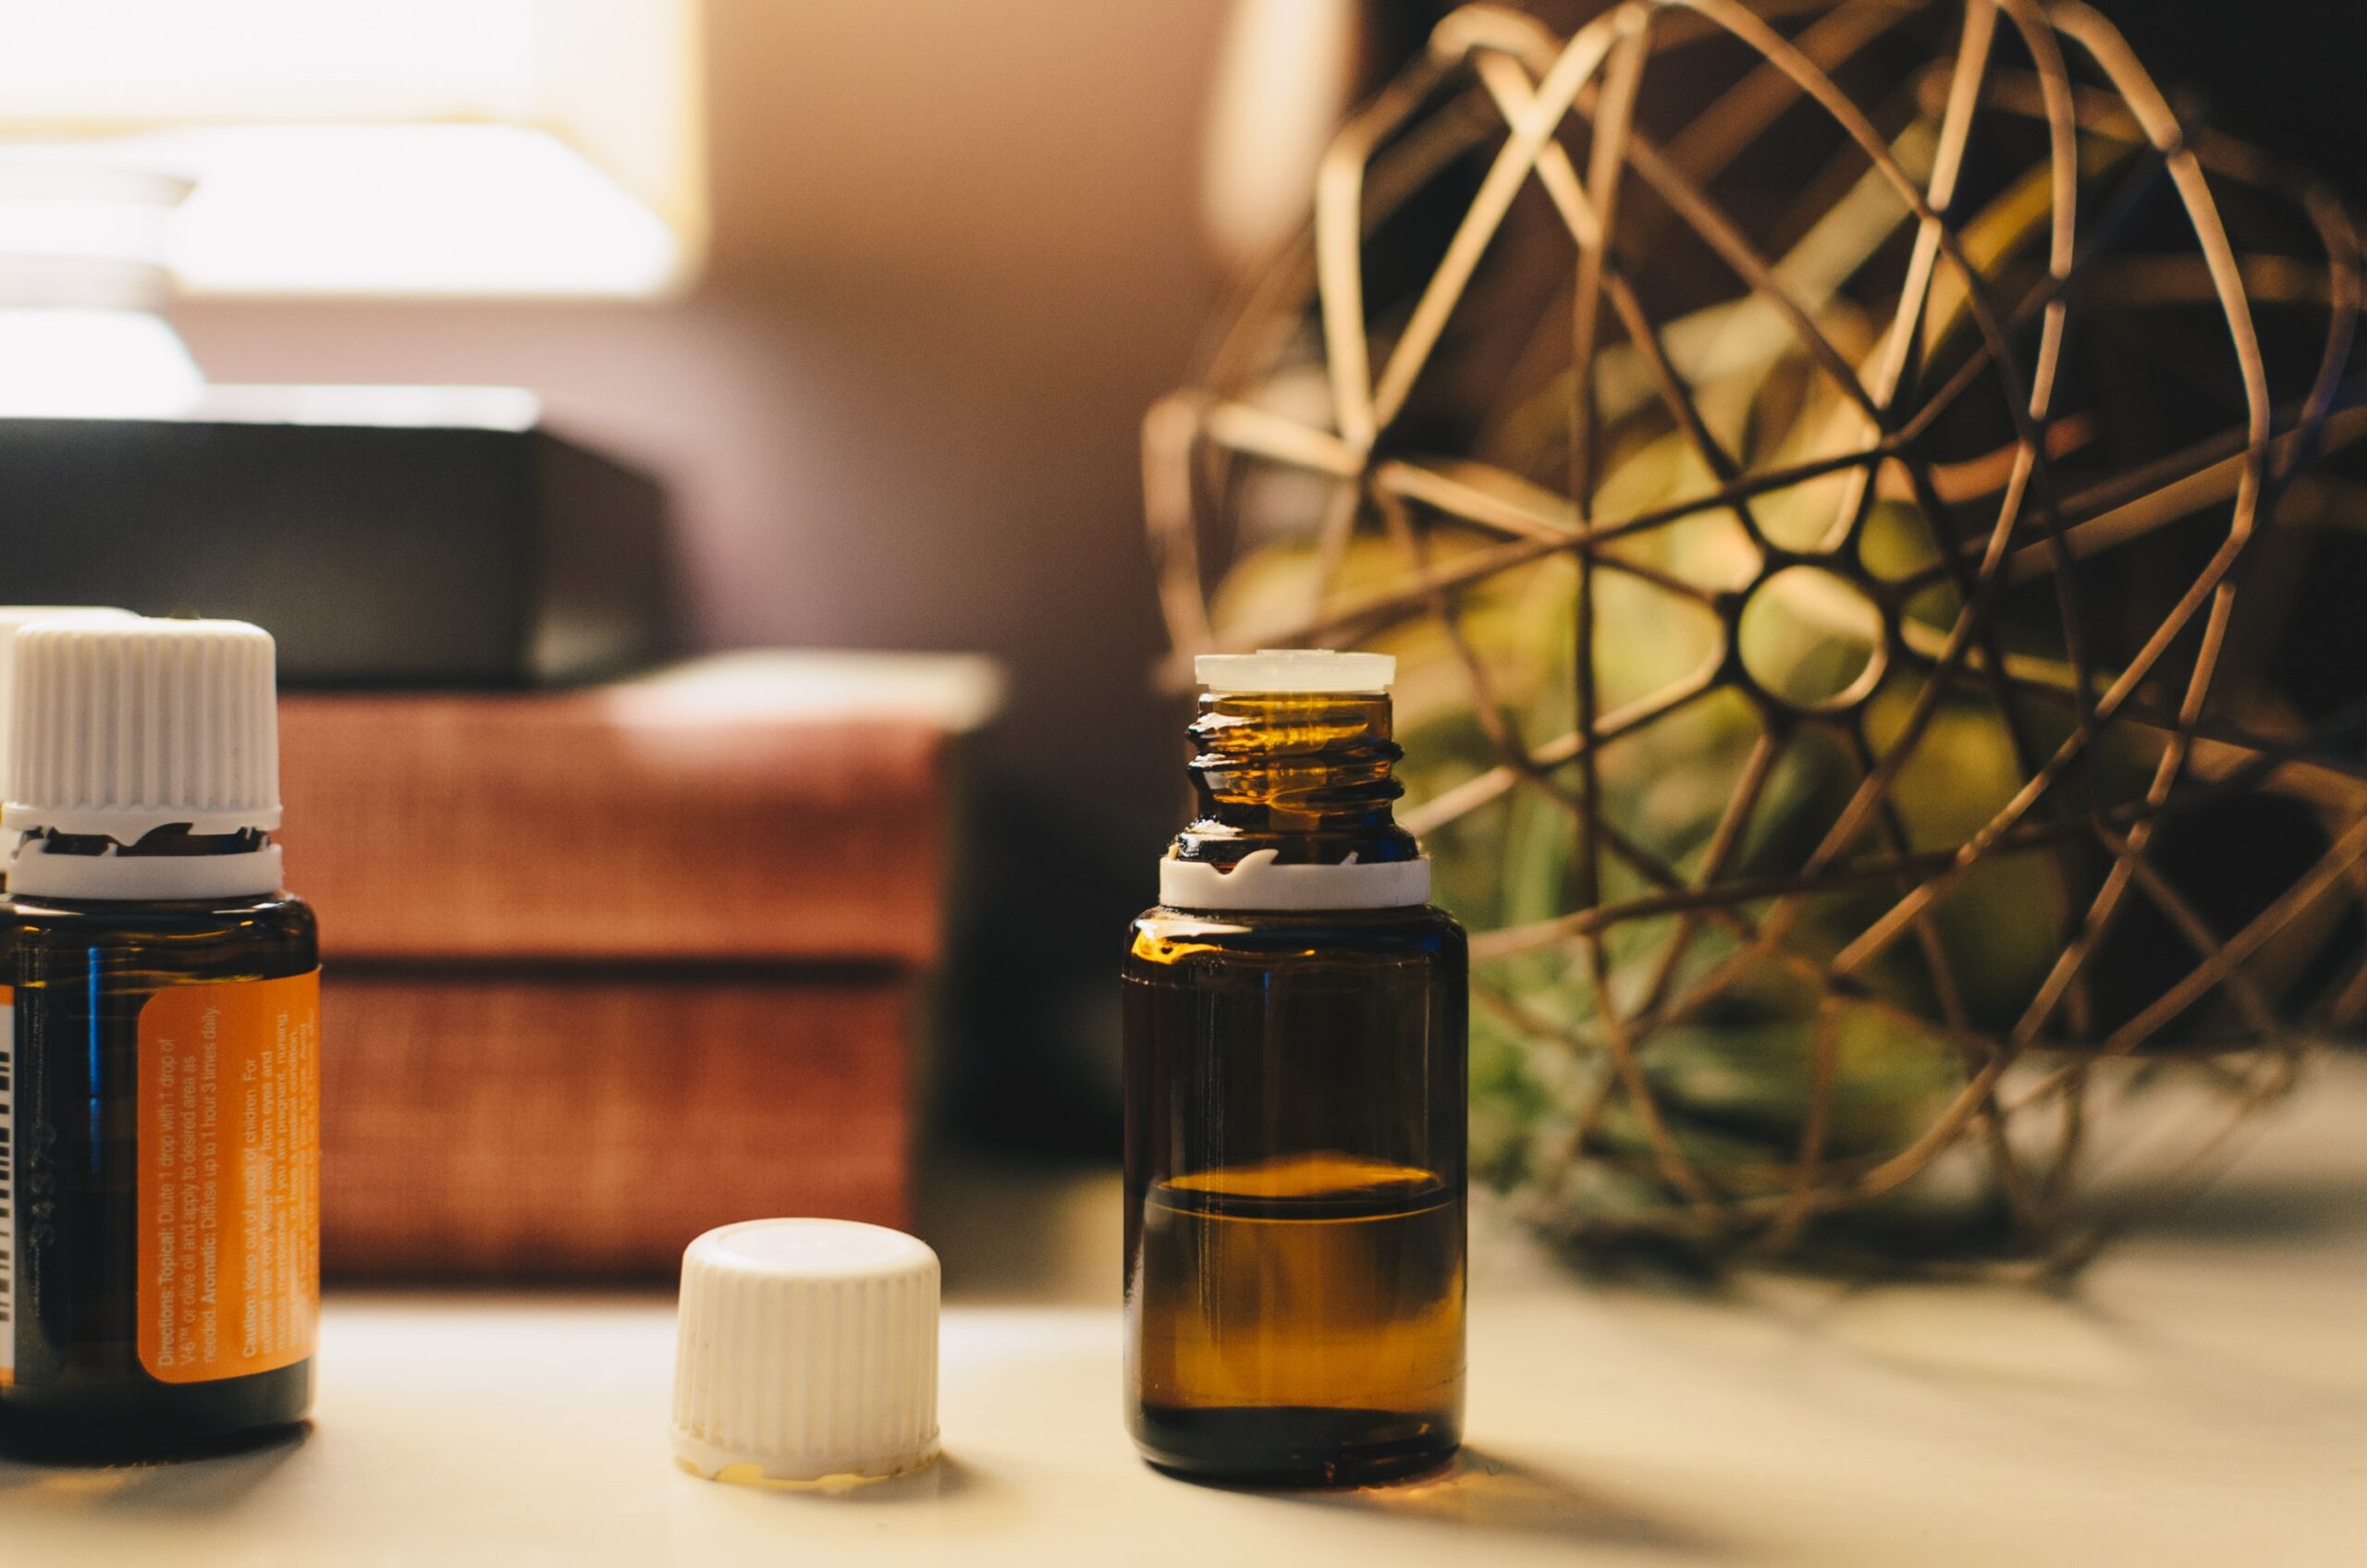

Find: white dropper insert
1196;648;1396;692
4;617;284;900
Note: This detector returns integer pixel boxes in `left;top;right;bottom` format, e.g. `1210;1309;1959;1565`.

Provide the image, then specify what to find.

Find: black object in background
0;396;676;688
2094;1;2367;212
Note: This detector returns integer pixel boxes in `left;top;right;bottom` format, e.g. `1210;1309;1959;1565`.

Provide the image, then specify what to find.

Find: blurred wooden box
319;976;912;1277
283;654;998;1279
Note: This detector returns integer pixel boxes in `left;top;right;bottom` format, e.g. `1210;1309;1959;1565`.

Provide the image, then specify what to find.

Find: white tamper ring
670;1219;941;1485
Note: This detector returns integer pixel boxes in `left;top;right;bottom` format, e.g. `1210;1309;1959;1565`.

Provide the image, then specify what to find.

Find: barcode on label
2;988;13;1385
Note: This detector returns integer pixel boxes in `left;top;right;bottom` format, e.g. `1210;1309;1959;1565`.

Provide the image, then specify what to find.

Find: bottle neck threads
1179;691;1419;868
1161;687;1429;912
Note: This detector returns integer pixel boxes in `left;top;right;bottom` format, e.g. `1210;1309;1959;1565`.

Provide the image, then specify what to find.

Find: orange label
136;971;320;1384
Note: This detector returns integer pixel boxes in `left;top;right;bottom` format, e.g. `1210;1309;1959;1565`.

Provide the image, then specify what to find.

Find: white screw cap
4;616;280;839
670;1219;941;1486
3;618;286;900
0;606;138;821
1196;647;1396;692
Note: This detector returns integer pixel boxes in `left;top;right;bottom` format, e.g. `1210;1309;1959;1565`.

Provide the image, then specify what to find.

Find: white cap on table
670;1219;941;1487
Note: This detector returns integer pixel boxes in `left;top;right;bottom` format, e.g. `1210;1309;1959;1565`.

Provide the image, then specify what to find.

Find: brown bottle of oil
1125;650;1466;1486
0;619;319;1460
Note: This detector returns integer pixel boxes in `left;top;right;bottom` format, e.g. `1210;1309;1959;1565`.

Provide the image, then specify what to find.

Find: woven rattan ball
1146;0;2367;1272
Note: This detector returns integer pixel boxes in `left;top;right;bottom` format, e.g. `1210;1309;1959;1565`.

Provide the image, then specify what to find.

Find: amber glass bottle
0;619;319;1461
1124;650;1466;1487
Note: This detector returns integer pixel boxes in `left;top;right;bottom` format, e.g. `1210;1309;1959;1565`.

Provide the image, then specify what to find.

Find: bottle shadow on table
0;1423;307;1513
2134;1168;2367;1250
1191;1444;1723;1555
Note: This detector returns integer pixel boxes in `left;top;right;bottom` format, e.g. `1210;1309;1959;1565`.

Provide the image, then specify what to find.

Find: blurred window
0;0;704;297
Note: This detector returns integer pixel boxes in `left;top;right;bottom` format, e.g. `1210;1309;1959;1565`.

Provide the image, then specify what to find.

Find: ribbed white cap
4;617;281;839
0;606;138;823
670;1219;941;1486
1197;647;1396;692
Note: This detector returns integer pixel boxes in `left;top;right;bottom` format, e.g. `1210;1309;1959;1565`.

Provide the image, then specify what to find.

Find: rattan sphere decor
1146;0;2367;1272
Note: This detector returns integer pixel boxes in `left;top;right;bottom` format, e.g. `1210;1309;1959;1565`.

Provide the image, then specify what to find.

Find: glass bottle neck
1174;690;1421;868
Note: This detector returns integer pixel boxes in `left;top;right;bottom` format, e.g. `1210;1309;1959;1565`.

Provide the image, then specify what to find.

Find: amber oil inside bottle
1125;674;1467;1486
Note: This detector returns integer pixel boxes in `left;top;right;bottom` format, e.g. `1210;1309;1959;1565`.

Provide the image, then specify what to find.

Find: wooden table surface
6;1056;2364;1567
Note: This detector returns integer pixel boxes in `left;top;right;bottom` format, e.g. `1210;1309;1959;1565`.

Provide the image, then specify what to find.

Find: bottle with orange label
0;618;321;1459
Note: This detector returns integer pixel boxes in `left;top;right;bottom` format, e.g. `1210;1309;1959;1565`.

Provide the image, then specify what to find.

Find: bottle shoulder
2;889;319;949
1128;902;1466;968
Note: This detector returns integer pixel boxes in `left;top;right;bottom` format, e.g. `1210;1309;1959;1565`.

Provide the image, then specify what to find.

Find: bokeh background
158;1;2367;1154
5;0;2364;1251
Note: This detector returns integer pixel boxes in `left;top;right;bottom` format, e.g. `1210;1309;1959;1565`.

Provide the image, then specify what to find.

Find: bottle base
0;1409;310;1466
1132;1403;1459;1488
0;1367;313;1464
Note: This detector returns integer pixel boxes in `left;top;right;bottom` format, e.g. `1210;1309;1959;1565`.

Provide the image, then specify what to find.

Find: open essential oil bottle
0;619;320;1460
1124;649;1467;1486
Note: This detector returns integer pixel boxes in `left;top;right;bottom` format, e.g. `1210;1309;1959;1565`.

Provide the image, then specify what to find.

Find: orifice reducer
0;618;320;1459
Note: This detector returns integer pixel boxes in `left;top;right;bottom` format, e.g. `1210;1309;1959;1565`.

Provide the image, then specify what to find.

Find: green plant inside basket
1170;1;2367;1269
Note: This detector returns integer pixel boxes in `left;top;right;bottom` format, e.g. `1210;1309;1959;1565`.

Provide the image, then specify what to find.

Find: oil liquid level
1130;1153;1465;1483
